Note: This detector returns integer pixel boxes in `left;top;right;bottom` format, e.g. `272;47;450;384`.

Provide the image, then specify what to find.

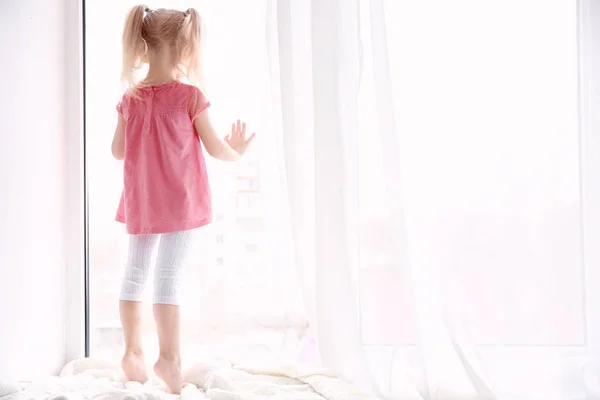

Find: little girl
111;5;255;394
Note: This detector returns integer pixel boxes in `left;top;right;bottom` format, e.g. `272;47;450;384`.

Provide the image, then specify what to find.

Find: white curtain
261;0;584;399
265;0;494;397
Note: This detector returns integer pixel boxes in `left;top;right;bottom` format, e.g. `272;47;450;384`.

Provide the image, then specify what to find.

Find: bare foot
121;353;149;383
154;357;182;394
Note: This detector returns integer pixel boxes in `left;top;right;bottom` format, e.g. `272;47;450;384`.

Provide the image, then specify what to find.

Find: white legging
119;230;193;305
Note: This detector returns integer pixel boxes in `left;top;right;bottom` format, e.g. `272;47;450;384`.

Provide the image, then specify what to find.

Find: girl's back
116;81;212;234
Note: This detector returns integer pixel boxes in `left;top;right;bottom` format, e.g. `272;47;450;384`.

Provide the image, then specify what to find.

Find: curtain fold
364;1;496;397
310;0;376;391
267;0;501;398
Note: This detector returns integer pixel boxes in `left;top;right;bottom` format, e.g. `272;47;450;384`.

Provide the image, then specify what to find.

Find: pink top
115;81;212;235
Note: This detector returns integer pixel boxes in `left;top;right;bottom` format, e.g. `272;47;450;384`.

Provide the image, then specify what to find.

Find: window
84;2;590;396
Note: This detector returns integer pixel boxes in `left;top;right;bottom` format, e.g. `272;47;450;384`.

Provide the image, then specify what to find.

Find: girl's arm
194;110;254;161
111;114;126;160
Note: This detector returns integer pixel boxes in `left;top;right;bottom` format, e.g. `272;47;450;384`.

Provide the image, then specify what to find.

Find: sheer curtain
265;0;589;399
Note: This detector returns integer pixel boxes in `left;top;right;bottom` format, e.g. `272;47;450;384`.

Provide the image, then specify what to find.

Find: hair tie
183;9;191;17
145;7;152;13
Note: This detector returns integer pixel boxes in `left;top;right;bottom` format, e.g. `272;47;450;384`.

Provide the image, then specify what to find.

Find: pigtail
121;5;148;88
179;8;204;88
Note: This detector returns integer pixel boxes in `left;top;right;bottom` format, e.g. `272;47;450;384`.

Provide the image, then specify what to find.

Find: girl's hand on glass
225;120;256;156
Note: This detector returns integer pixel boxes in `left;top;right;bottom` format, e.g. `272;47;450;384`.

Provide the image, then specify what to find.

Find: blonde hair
121;5;203;91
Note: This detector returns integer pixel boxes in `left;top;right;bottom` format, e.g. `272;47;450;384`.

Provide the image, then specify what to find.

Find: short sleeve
116;93;128;117
189;86;211;120
116;93;133;119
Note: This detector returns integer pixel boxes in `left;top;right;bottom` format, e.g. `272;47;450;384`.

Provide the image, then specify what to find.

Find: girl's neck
144;48;178;85
143;68;178;85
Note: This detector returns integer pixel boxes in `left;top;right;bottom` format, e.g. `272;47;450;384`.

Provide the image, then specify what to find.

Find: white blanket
0;358;378;400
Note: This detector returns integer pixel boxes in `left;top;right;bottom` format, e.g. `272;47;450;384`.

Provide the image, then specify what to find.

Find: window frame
65;0;88;360
579;0;600;352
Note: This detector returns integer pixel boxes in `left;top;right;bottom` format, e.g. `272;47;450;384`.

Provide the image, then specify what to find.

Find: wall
0;0;80;379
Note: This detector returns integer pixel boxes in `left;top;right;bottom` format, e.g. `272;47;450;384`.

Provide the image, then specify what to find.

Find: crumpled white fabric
0;358;377;400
